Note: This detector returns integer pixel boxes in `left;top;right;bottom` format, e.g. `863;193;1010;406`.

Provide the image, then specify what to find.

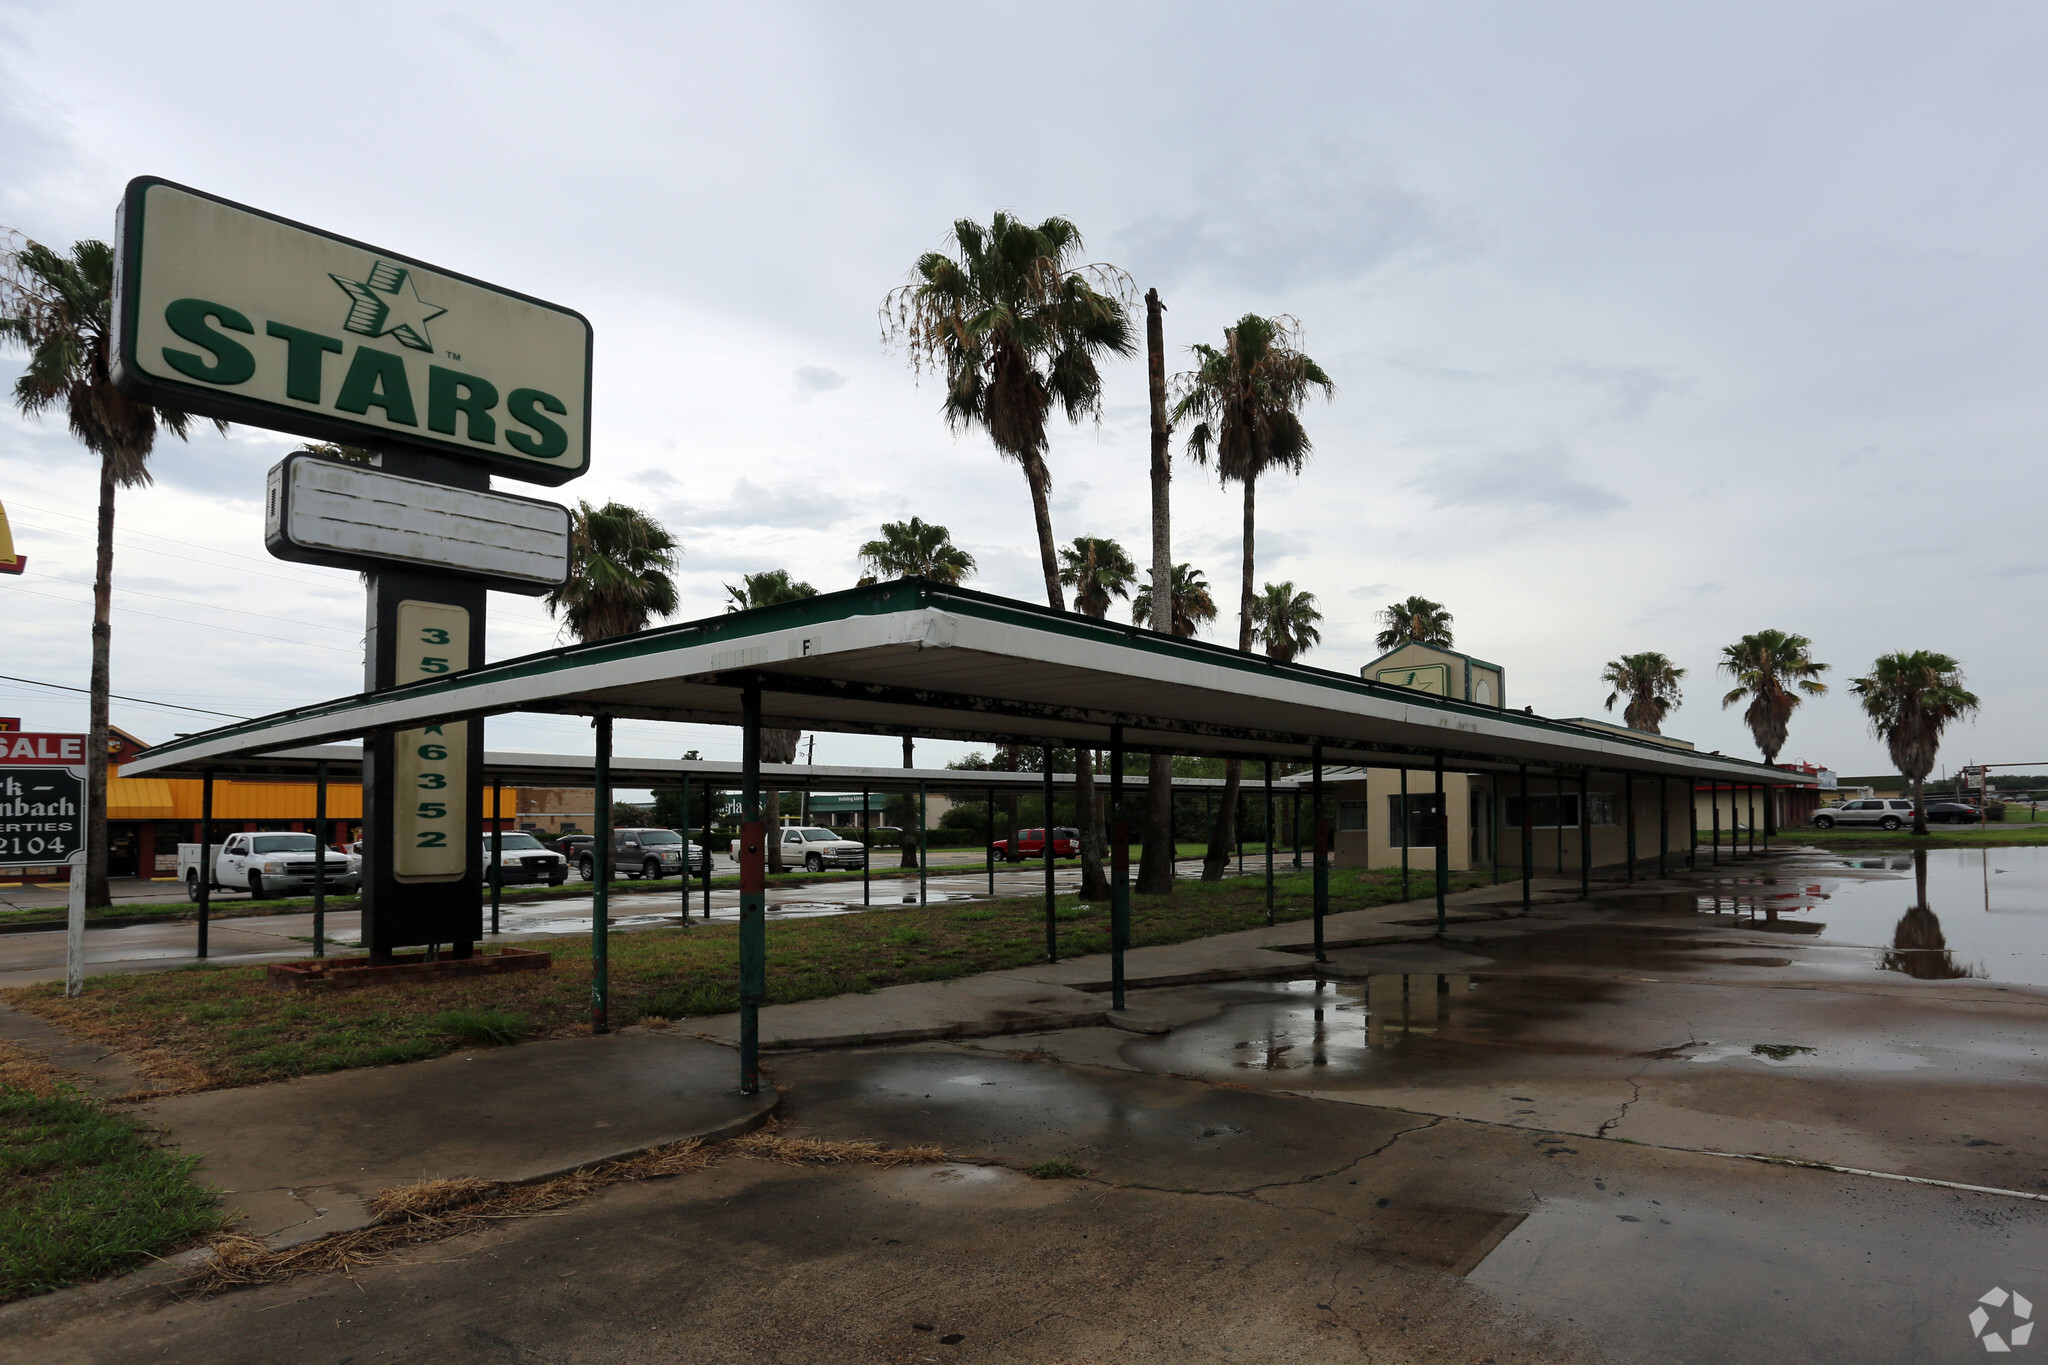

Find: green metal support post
701;787;714;918
1043;750;1057;963
1624;771;1635;884
678;775;690;920
1749;785;1758;855
917;779;928;905
1712;783;1721;865
489;772;502;934
1110;724;1129;1010
1312;745;1328;963
986;786;995;897
739;684;765;1094
1434;754;1448;933
1399;766;1410;900
197;770;212;959
1520;765;1533;912
1578;770;1591;898
862;786;871;906
591;717;613;1035
313;760;328;957
1264;758;1275;925
1555;776;1566;874
1659;777;1669;876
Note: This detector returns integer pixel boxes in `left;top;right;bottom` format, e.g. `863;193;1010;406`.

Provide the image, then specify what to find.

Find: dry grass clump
0;1040;70;1098
183;1121;948;1295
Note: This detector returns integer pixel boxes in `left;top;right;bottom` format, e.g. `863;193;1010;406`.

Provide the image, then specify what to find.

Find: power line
22;570;364;636
9;511;348;591
3;582;360;654
0;673;250;718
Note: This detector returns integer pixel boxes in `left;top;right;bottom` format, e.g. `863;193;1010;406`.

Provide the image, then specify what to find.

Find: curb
699;1009;1112;1053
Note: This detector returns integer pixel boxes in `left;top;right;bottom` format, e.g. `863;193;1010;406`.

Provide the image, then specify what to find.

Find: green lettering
161;299;255;385
505;387;568;459
334;347;418;425
264;322;342;403
427;366;498;443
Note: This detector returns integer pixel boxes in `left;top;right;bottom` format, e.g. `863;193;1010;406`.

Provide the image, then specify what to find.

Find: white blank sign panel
266;455;570;593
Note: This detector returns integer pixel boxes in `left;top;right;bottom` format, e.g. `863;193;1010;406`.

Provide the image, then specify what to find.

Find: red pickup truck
990;827;1081;861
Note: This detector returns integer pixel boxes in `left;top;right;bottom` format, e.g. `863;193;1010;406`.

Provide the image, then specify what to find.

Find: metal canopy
127;743;1227;796
123;580;1812;790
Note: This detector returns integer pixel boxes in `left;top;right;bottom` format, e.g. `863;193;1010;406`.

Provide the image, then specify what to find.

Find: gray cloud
794;366;847;396
1409;450;1627;520
665;477;864;535
1122;135;1466;291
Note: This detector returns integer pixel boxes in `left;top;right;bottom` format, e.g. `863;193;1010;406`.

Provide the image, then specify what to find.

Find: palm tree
1057;535;1137;898
882;213;1134;610
724;570;820;868
1171;313;1334;880
1719;630;1828;763
857;516;976;586
1375;596;1454;652
1850;650;1980;837
1251;582;1322;663
1601;652;1686;734
1;233;222;908
1058;536;1137;618
1132;563;1218;638
544;502;679;643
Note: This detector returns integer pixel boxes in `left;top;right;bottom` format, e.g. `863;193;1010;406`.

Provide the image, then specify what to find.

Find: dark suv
571;828;710;881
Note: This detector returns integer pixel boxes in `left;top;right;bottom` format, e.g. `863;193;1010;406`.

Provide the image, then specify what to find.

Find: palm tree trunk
1024;453;1066;613
1076;751;1109;899
85;459;116;908
1912;775;1928;837
1140;288;1176;897
1203;478;1256;881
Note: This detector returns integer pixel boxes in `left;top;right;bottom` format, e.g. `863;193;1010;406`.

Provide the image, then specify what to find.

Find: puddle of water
1656;1039;1932;1072
1671;848;2048;986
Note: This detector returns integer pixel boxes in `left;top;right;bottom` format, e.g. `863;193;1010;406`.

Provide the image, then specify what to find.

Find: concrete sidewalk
123;1031;775;1249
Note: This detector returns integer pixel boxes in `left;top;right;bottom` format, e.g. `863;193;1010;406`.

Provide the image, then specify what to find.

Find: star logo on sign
1971;1287;2034;1352
330;260;447;353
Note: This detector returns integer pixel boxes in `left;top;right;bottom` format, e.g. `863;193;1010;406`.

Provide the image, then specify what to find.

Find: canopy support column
739;685;765;1094
1712;783;1721;866
1399;766;1410;900
677;774;690;922
1624;771;1636;885
198;770;213;960
1043;751;1057;963
917;779;928;906
701;786;713;919
986;786;995;897
1578;770;1591;898
1520;764;1533;912
313;760;329;957
1110;723;1128;1010
1312;745;1328;964
1254;760;1272;923
591;717;613;1035
862;786;871;906
1434;753;1448;934
1659;776;1669;877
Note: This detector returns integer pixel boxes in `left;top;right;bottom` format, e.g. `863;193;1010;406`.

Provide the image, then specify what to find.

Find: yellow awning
106;774;176;819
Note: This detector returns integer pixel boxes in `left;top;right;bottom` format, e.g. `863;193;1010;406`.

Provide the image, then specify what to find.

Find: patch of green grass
6;864;1492;1092
1024;1157;1091;1180
432;1008;532;1046
0;1084;223;1300
1772;825;2048;850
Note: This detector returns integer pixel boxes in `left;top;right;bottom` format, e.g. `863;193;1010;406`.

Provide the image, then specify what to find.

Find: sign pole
65;844;86;998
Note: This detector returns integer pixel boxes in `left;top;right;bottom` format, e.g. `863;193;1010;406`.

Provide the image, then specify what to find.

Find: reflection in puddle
1659;1038;1931;1072
1129;975;1494;1079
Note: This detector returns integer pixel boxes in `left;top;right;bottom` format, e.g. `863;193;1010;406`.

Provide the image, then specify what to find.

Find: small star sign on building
330;260;447;352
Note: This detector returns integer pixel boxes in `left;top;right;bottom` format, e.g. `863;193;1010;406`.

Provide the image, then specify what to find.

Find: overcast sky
3;2;2043;779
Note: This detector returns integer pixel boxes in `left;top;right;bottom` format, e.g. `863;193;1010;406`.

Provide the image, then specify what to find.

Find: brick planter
265;946;552;991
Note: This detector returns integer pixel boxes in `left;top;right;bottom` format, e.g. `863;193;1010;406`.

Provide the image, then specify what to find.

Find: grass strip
185;1117;944;1296
4;865;1488;1093
1769;827;2048;850
0;1042;223;1302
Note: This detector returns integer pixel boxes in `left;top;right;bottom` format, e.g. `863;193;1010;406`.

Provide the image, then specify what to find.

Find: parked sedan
1811;799;1917;830
1922;801;1985;825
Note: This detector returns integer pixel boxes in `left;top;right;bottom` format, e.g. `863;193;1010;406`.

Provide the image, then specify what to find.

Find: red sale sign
0;734;87;765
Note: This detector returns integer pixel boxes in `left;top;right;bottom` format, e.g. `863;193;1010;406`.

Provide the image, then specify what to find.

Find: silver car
1812;798;1916;831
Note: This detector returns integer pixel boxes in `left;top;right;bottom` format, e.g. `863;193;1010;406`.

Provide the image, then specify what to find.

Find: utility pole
1138;286;1177;895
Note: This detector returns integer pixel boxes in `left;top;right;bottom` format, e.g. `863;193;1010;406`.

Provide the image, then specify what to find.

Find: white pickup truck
729;825;869;872
179;832;360;901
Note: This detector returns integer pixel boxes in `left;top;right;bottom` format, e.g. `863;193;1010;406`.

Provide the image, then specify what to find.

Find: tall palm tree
1057;535;1137;899
1375;596;1454;652
1719;630;1828;763
1;233;222;907
1171;313;1334;880
1132;563;1218;638
1058;536;1137;618
882;213;1134;610
724;570;819;870
1850;650;1979;837
1601;652;1686;734
1251;582;1322;663
857;516;976;586
545;501;679;643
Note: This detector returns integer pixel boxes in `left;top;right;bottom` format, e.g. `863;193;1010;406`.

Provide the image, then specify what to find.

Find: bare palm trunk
1076;750;1108;899
1912;774;1928;837
1203;478;1256;881
1024;453;1066;614
1139;287;1177;896
85;460;115;908
900;735;917;868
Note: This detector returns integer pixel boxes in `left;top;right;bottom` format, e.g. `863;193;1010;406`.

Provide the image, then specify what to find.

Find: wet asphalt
16;848;2048;1363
